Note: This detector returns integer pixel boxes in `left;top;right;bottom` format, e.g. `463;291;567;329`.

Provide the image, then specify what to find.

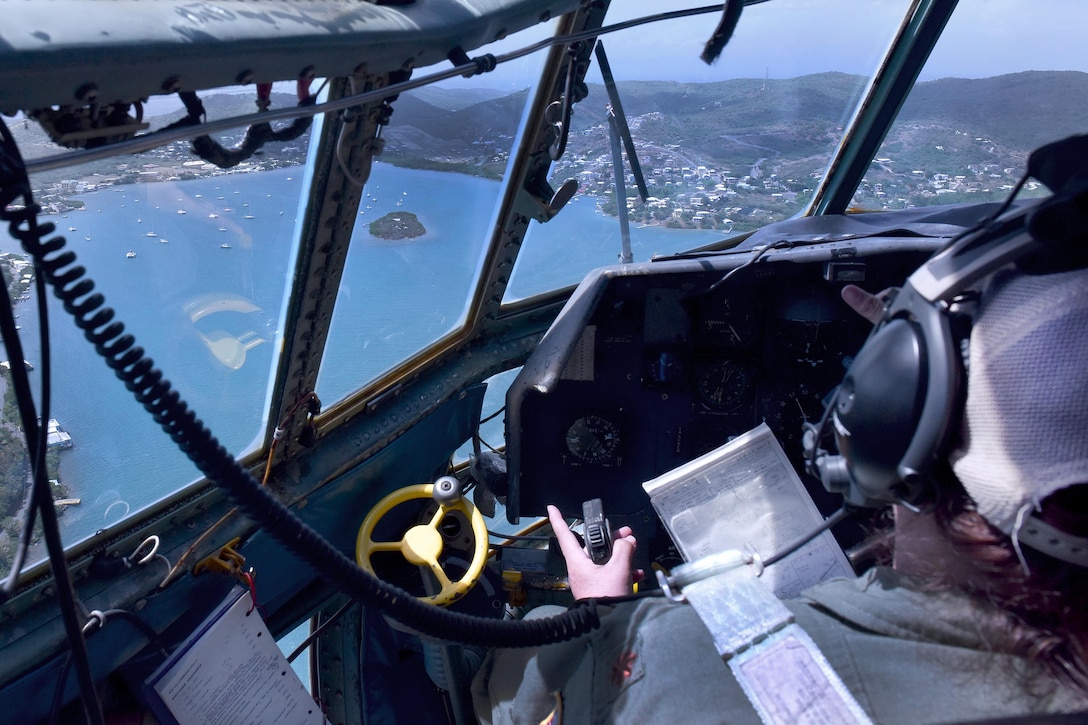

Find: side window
849;1;1088;211
2;86;316;567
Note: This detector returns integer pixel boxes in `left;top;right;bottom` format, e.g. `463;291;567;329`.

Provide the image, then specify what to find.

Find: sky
123;0;1088;115
610;0;1088;81
465;0;1088;88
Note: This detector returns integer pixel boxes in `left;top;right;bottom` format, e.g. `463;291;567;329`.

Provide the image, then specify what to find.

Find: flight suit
473;567;1088;724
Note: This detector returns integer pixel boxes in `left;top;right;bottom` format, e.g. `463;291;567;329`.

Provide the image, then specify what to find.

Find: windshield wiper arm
595;40;648;201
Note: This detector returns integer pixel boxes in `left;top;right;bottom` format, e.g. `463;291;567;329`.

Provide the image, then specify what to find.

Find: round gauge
565;415;622;464
697;359;752;412
699;295;757;350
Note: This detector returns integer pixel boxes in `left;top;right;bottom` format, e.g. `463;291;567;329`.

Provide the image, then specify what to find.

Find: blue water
2;161;721;553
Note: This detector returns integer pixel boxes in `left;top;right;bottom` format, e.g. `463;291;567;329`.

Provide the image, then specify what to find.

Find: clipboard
144;586;326;725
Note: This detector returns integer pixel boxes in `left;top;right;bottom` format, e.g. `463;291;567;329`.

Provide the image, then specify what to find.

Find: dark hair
931;480;1088;692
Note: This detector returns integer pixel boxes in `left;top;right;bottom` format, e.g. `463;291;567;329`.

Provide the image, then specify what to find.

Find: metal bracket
193;537;246;578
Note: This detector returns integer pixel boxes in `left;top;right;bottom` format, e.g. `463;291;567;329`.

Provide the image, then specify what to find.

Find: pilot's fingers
614;525;634;539
609;532;637;569
547;505;586;562
841;284;886;325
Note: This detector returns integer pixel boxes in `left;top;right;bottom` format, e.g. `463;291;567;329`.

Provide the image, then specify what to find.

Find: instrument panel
504;239;941;570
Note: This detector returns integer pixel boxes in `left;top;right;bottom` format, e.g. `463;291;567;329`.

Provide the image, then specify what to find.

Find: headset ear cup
833;318;928;505
829;287;969;510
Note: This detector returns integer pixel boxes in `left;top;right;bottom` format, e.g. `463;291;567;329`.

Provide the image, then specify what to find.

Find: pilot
473;265;1088;723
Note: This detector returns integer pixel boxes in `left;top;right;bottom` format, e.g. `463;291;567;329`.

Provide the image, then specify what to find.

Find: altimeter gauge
565;414;622;465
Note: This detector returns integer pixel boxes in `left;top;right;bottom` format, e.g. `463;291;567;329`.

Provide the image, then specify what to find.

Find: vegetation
0;426;28;517
381;71;1088;229
0;254;70;571
369;211;426;240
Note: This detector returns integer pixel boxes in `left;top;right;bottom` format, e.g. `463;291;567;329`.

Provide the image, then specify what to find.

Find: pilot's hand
841;284;896;325
547;505;639;600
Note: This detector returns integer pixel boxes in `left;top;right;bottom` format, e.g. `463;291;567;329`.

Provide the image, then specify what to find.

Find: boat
219;242;232;249
176;209;186;215
125;250;136;258
208;213;218;218
159;238;168;243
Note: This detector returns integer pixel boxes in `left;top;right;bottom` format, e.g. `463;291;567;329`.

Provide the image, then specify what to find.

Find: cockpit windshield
1;0;1086;614
315;23;554;406
506;0;910;302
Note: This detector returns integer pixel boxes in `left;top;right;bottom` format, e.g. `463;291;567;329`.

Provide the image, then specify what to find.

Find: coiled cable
0;117;602;649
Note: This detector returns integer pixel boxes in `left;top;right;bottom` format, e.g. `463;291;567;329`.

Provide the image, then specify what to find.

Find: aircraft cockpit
0;1;1085;723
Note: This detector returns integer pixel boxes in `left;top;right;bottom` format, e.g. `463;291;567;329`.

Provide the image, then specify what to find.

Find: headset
803;134;1088;510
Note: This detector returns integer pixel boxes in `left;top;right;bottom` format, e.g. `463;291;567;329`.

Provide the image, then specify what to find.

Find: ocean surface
1;161;722;557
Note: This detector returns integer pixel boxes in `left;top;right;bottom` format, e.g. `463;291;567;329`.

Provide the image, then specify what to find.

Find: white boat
220;243;232;249
145;231;158;238
125;250;136;258
208;213;219;219
176;209;186;215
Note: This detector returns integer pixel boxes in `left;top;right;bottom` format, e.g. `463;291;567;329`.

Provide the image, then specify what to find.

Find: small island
369;211;426;240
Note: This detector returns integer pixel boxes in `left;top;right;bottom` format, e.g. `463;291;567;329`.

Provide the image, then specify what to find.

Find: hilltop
13;71;1088;229
383;70;1088;180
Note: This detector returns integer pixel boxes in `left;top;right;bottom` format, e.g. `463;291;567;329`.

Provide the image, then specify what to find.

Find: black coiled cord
177;90;317;170
0;118;602;649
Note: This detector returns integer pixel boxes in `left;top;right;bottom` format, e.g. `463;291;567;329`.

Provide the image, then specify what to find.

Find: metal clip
656;549;754;603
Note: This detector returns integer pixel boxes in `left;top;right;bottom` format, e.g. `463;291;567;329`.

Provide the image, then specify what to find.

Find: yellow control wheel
356;482;488;606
